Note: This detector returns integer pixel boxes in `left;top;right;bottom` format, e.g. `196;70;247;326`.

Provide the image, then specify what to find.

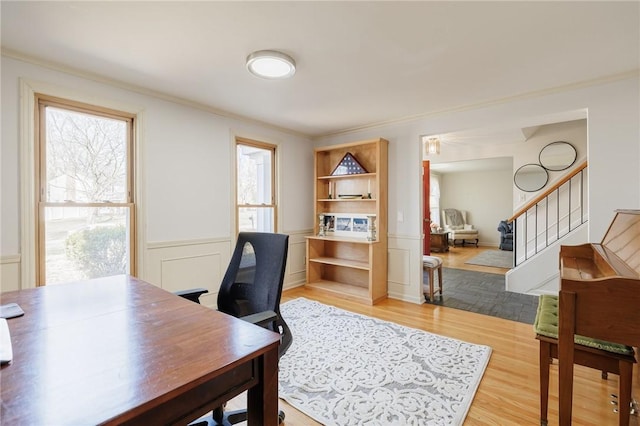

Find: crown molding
1;47;310;139
4;47;637;141
315;69;640;139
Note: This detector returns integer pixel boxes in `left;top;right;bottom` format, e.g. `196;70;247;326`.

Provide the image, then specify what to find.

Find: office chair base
199;406;284;425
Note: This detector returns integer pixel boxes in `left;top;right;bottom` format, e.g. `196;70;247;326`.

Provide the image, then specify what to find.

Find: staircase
506;162;588;294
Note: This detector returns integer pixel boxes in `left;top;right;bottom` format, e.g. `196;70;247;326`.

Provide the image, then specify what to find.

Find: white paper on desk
0;318;13;364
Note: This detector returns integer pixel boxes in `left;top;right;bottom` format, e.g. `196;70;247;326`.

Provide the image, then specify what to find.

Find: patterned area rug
279;298;492;425
464;250;513;269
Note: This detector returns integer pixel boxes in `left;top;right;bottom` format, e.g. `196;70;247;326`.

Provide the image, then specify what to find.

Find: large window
236;138;277;233
36;95;135;285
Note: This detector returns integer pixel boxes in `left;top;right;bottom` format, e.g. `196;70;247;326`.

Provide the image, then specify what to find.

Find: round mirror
539;141;577;171
514;164;548;192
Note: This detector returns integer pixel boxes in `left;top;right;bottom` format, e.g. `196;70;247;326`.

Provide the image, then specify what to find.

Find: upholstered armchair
441;209;479;247
497;220;513;251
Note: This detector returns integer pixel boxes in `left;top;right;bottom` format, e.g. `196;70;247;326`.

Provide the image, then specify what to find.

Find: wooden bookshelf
305;138;388;305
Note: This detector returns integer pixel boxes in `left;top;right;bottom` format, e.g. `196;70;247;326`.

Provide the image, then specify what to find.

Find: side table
430;232;450;253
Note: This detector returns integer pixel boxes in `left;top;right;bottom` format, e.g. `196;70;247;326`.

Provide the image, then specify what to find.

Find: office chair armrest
175;288;209;304
240;310;278;327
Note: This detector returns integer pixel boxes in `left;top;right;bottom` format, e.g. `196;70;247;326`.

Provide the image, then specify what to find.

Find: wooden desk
0;275;281;425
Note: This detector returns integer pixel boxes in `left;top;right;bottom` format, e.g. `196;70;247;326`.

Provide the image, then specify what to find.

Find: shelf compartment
317;172;377;180
315;144;378;177
308;256;370;270
307;238;371;263
305;280;373;305
307;235;375;244
318;198;375;202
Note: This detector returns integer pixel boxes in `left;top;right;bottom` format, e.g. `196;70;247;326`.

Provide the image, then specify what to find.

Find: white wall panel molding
284;230;312;289
144;233;311;305
146;237;231;250
387;235;423;304
1;255;21;292
145;239;232;309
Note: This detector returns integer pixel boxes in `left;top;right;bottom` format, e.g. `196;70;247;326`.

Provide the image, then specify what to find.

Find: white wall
316;75;640;302
439;168;513;247
2;54;638;303
0;55;314;300
512;119;588;210
435;119;587;248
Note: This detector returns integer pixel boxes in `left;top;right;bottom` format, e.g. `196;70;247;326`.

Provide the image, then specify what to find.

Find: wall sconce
422;136;441;156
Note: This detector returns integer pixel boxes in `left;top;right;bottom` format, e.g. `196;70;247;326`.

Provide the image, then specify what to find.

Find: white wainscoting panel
387;234;423;304
1;255;21;292
145;238;232;309
284;230;311;290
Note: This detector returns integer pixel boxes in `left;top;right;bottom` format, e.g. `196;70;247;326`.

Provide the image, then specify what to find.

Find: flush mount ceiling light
422;136;441;156
246;50;296;79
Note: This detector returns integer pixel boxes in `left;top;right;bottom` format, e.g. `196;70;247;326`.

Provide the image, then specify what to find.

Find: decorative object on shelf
318;214;326;237
539;141;577;171
338;194;363;199
331;152;368;176
328;181;333;199
422;136;440;156
367;215;377;241
514;163;548;192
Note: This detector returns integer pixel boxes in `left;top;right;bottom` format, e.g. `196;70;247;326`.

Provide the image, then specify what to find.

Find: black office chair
178;232;291;426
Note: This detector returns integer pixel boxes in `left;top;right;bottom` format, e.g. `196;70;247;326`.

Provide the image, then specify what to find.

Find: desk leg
558;291;576;426
247;344;279;426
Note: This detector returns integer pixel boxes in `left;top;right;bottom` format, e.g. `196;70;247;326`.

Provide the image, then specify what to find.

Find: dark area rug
425;267;538;324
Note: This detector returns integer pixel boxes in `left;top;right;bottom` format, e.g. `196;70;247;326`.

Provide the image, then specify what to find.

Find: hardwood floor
224;248;638;425
436;245;511;275
269;287;639;425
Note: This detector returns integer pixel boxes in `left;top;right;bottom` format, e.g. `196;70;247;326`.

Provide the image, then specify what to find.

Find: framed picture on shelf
323;215;335;232
326;213;373;237
352;217;368;233
335;216;352;232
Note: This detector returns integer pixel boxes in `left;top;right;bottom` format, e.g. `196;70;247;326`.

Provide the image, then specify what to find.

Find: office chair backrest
212;233;291;426
217;231;289;319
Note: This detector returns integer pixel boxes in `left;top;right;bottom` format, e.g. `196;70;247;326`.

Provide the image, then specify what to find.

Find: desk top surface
0;275;280;425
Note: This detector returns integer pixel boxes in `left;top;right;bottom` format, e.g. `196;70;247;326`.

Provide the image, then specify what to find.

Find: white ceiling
430;157;513;175
1;2;638;138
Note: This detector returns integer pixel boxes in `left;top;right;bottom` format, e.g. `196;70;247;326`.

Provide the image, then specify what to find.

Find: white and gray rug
464;250;513;269
278;298;492;426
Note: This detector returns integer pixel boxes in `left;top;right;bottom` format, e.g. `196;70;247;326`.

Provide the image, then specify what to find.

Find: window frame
35;94;137;285
235;137;278;235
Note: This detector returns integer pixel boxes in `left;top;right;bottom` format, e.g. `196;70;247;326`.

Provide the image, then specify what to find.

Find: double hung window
236;138;277;233
36;95;136;284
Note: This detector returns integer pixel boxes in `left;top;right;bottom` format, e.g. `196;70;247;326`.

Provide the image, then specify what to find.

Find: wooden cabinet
305;138;388;305
430;232;450;253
